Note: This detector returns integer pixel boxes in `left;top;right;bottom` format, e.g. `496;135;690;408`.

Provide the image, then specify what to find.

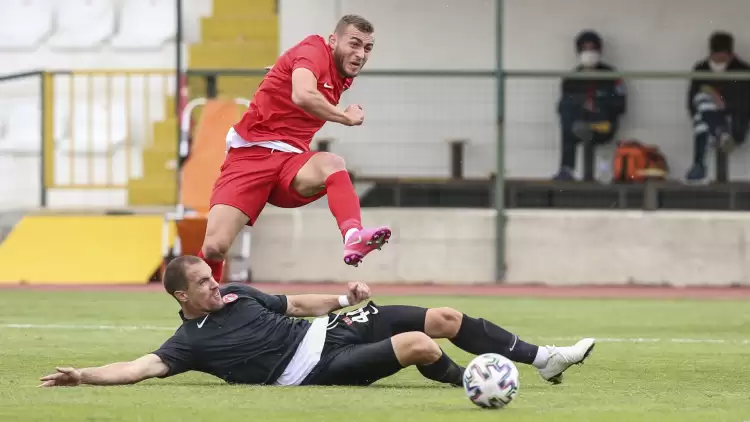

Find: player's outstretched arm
38;353;169;387
285;282;371;317
291;68;362;126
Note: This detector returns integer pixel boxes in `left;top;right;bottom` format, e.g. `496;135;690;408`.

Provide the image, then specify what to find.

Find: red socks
325;170;363;239
197;249;225;283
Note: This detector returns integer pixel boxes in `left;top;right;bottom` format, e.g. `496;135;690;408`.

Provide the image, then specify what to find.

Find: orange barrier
180;99;242;213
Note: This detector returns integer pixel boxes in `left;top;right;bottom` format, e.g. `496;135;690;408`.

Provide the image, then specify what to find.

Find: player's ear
173;290;188;303
328;33;337;47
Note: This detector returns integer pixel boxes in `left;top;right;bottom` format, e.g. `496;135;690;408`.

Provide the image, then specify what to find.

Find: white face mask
579;51;600;67
709;60;727;72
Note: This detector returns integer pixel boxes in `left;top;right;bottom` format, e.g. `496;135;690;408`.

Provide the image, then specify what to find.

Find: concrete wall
247;208;750;287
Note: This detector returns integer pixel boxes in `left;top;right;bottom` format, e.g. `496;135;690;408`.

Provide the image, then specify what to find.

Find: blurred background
0;0;749;288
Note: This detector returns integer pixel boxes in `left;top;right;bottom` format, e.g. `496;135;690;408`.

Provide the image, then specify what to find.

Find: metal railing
46;70;174;190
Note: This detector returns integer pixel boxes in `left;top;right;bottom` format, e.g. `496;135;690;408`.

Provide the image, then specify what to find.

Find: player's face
185;262;224;312
330;25;374;78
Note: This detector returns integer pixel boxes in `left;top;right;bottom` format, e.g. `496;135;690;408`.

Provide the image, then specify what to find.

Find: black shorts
301;301;428;386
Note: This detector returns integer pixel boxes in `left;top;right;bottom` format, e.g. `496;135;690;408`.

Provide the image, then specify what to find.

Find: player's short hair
163;255;203;296
335;14;374;35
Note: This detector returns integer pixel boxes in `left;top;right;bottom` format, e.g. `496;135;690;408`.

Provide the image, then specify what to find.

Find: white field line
1;323;750;345
1;323;176;331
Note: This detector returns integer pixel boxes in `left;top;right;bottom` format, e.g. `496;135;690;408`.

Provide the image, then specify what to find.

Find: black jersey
151;283;311;385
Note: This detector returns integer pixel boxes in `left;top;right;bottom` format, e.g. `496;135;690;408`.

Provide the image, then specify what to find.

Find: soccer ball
462;353;520;409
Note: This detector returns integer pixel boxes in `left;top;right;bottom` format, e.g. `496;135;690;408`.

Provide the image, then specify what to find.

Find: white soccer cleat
537;337;596;384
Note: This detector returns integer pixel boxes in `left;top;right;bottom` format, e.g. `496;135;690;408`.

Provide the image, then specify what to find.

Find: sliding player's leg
303;331;463;387
270;151;391;267
371;303;595;385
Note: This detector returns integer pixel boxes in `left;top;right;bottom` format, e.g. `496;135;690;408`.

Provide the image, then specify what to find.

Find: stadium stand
1;0;747;213
47;0;117;50
187;0;276;98
110;0;177;50
0;0;214;209
0;0;54;50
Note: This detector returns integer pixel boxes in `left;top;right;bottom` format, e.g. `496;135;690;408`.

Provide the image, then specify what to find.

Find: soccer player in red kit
197;15;389;282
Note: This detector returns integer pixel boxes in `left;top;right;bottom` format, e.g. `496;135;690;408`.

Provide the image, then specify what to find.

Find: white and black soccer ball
462;353;520;409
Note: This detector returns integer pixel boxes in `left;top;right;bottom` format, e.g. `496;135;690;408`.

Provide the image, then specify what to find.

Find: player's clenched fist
346;281;371;304
343;104;364;126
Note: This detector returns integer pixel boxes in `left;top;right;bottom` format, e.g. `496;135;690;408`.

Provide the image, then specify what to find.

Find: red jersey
232;35;353;152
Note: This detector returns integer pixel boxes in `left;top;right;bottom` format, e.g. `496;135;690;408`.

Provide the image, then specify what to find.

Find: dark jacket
557;62;627;120
687;57;750;122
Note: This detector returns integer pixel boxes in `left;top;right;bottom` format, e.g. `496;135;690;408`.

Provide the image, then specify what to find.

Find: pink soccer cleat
343;227;391;267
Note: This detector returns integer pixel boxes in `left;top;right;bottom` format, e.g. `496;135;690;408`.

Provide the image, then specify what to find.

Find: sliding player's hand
343;105;364;126
346;282;371;305
39;367;82;387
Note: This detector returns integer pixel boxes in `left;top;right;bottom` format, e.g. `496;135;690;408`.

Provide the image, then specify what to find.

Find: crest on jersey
222;293;239;303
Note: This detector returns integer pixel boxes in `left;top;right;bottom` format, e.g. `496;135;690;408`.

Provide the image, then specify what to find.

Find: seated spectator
685;31;750;182
553;30;627;181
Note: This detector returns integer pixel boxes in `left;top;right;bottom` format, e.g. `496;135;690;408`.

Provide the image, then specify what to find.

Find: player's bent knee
391;332;442;367
296;152;346;180
201;243;229;261
293;152;349;196
202;232;234;260
425;307;463;339
315;152;347;175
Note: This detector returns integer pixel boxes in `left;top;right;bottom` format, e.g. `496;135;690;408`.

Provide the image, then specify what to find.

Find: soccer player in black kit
39;256;595;388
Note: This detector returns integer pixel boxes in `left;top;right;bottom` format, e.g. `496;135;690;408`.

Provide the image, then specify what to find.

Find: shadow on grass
149;381;459;390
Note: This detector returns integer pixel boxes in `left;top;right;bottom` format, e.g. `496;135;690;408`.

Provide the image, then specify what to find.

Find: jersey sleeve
223;283;288;315
290;42;328;80
151;330;195;378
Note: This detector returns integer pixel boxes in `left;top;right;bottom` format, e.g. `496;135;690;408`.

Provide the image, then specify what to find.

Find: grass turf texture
1;290;748;421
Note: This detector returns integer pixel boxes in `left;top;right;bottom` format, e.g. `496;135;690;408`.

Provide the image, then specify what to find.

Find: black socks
450;314;539;365
417;350;464;387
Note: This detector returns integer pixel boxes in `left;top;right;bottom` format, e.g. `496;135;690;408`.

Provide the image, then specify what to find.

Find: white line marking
542;336;750;345
1;323;175;331
1;323;750;344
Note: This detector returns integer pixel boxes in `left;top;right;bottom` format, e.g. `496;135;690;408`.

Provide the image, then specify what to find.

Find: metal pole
494;0;506;282
39;72;47;207
175;0;183;117
174;0;183;205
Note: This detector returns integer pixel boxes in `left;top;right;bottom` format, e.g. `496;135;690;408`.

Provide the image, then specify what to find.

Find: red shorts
210;146;326;225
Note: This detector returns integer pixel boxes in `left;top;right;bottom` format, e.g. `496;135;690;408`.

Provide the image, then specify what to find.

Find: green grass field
1;289;748;421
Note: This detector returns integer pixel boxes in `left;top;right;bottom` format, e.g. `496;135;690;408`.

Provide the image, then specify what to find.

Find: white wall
280;0;498;178
280;0;750;181
246;207;750;286
280;0;496;70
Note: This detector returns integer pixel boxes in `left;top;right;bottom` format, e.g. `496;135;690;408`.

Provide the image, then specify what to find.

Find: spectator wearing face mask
553;30;626;181
685;31;750;182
